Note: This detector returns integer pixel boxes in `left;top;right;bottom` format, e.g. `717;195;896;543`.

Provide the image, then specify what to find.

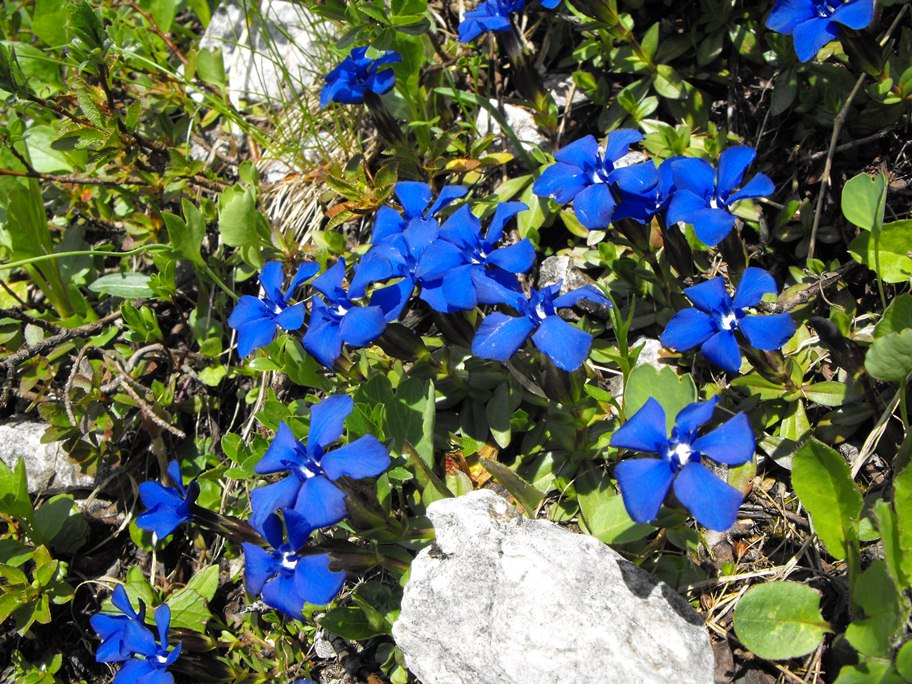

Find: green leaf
893;465;912;587
733;582;830;660
653;64;686;99
88;272;153;298
1;43;63;95
164;200;206;267
802;381;848;407
874;500;908;589
844;560;907;657
623;365;696;431
32;0;69;46
321;606;385;640
866;329;912;382
357;376;434;466
835;660;905;684
0;458;33;524
576;469;654;543
842;172;887;232
479;457;544;517
792;440;862;559
874;294;912;338
485;382;517;449
166;565;218;632
217;184;257;248
896;640;912;681
849;220;912;283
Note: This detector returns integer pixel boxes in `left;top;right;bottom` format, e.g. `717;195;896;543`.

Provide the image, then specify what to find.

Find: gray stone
0;417;95;494
393;490;714;684
475;100;546;152
608;337;667;399
199;0;330;107
537;255;593;293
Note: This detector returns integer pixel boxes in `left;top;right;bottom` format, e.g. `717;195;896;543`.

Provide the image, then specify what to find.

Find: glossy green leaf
166;565;218;632
479;457;544;517
842;172;887;232
866;329;912;382
792;440;862;559
733;582;830;660
849;220;912;283
624;365;696;431
88;272;153;298
844;560;906;657
874;294;912;339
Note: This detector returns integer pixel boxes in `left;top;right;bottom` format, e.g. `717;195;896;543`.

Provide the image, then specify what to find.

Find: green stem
0;245;171;272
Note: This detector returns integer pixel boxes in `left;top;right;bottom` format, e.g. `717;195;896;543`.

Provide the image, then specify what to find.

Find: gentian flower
766;0;875;62
458;0;526;43
611;157;678;224
660;267;796;374
532;130;657;230
665;147;775;246
136;460;199;540
228;260;318;358
320;46;403;107
611;396;754;530
349;181;468;319
249;394;390;532
91;585;182;683
243;510;346;619
415;202;533;312
303;258;388;368
472;277;611;371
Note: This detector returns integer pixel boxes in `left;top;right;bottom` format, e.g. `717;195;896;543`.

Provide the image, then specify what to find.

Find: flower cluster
321;46;402;107
229;181;608;372
611;397;755;531
533;133;774;246
766;0;875;62
136;460;199;540
90;585;181;684
458;0;561;42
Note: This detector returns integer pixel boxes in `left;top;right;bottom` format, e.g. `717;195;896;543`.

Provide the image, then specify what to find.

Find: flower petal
532;163;591;205
732;267;778;309
472;312;536;362
371;205;406;243
308;395;353;452
673;461;743;531
427;185;468;218
394;181;432;219
249;476;301;533
673;397;720;440
833;0;875;29
716;147;756;197
766;0;815;33
701;330;743;374
484;202;528;243
683;277;730;315
486;240;536;274
294;554;347;606
739;313;796;350
573;182;617;231
669;157;715;197
339;306;387;346
303;304;343;368
531;315;593;371
416;240;468;281
692;413;755;466
553;284;611;309
691;208;736;246
293;475;348;529
728;172;775;203
610;397;667;454
660;308;715;352
793;17;837;61
321;435;391;481
370;279;416;322
262;574;306;619
437;266;478;312
554;135;599;169
258;261;284;305
614;458;675;524
311;259;347;301
275;302;306;331
256;423;301;475
604;128;645;164
665;188;709;225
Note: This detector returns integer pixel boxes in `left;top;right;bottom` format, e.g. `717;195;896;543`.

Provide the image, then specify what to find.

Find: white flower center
720;311;738;331
669;442;693;467
280;552;298;571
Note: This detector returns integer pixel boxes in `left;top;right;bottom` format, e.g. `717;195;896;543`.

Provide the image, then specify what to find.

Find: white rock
475;100;545;152
393;490;714;684
0;417;95;494
199;0;330;107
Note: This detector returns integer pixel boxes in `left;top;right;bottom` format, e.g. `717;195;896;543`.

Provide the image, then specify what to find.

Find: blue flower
349;182;468;320
243;510;346;619
660;268;796;374
228;260;318;358
532;131;657;230
766;0;875;62
415;202;533;312
90;585;182;683
458;0;526;42
472;278;611;371
136;461;199;540
611;396;754;530
303;258;388;368
665;147;775;246
612;157;678;224
249;394;390;533
320;46;403;107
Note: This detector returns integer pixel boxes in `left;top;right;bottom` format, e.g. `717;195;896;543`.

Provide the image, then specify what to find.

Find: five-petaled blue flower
472;277;611;371
533;130;657;230
611;396;754;531
90;585;182;684
249;394;390;533
304;258;388;368
660;267;796;374
136;460;199;540
416;202;533;312
349;181;468;320
228;260;318;358
767;0;875;62
666;147;775;246
243;510;346;619
320;47;403;107
458;0;526;43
